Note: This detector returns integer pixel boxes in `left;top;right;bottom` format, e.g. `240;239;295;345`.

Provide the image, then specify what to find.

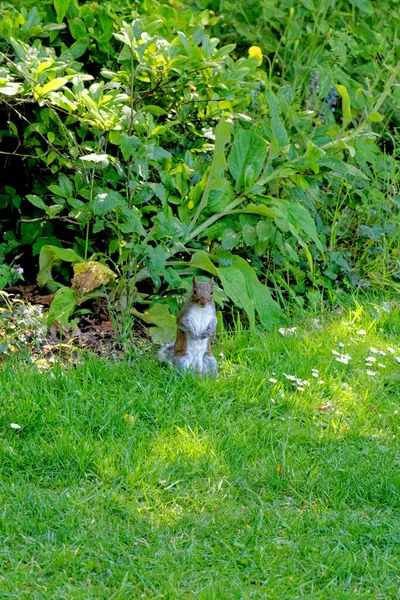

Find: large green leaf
48;286;78;326
38;245;83;287
227;129;267;191
270;199;323;252
217;264;255;329
188;117;231;231
318;157;369;180
217;256;283;329
266;92;288;150
131;303;176;342
189;251;219;277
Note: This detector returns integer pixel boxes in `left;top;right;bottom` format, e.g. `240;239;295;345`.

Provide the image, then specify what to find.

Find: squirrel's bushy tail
157;342;174;365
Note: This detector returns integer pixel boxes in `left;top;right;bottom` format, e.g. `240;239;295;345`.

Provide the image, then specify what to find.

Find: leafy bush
0;293;47;359
0;0;399;337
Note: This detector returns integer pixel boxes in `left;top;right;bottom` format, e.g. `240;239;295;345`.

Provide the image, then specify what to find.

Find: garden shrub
0;0;399;337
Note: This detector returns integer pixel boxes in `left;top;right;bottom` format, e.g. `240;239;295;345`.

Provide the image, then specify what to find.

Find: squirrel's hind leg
172;353;192;372
202;353;218;378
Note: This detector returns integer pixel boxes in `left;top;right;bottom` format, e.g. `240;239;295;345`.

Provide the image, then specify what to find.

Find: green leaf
227;129;267;191
367;111;383;123
266;92;288;149
318;157;369;180
40;78;68;95
48;286;78;326
58;174;73;197
38;245;83;287
349;0;373;13
93;191;123;216
217;265;255;329
217;256;283;330
189;251;219;277
68;17;88;41
131;303;176;343
335;84;352;128
0;82;22;96
26;194;47;211
271;199;323;252
54;0;71;23
242;224;257;246
189;117;231;231
221;229;240;250
241;202;281;218
47;287;78;326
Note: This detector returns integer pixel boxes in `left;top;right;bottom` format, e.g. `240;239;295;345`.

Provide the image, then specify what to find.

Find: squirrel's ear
192;275;197;286
210;278;214;287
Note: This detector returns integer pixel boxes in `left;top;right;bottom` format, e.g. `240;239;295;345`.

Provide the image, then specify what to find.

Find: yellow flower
124;414;134;425
248;46;263;66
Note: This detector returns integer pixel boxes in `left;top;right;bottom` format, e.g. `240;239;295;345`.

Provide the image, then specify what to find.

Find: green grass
0;297;399;599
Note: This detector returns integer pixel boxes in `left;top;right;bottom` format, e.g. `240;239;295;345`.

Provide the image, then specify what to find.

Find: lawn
0;296;399;599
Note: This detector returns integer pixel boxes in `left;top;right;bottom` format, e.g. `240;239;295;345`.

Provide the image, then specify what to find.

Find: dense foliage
0;0;399;336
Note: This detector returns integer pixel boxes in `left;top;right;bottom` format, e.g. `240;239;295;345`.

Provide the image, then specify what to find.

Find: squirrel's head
192;276;214;306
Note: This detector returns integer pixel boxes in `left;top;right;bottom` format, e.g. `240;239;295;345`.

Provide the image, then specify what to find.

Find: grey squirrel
158;276;218;377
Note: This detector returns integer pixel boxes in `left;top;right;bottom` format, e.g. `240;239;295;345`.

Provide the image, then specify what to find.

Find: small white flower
366;370;377;376
338;342;345;348
296;387;305;392
395;357;400;364
312;372;319;378
269;378;278;384
369;347;379;354
365;356;376;363
219;352;224;358
332;350;340;356
318;380;325;385
278;327;297;336
270;398;275;403
394;410;399;415
336;356;349;364
283;373;296;381
377;363;386;369
356;329;367;335
379;350;386;357
387;347;395;354
10;423;21;430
